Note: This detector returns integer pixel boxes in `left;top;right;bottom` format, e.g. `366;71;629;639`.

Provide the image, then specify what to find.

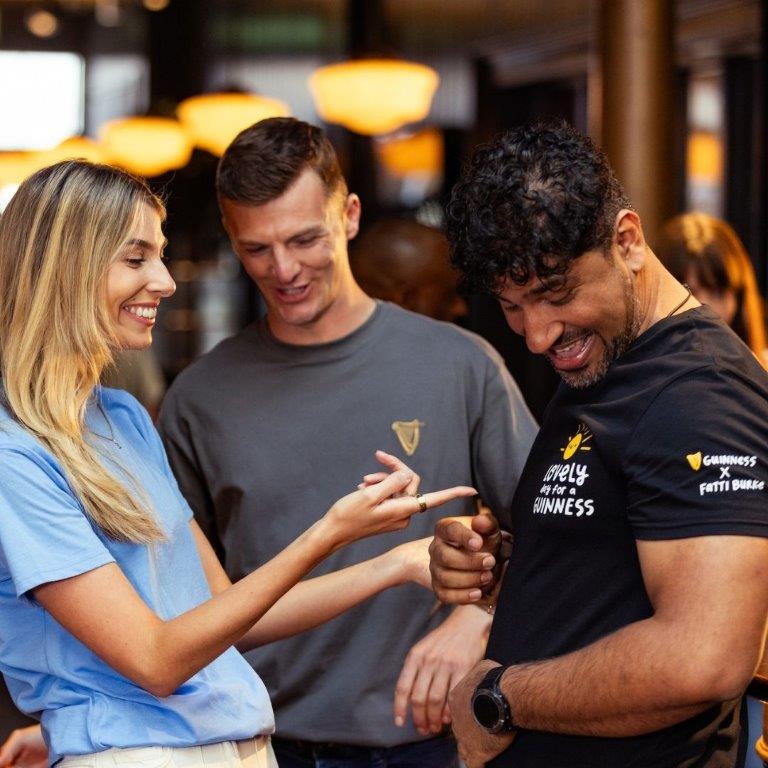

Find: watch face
473;691;502;729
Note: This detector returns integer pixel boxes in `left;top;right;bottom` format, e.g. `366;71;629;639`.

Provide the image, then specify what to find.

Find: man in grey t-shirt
158;118;537;768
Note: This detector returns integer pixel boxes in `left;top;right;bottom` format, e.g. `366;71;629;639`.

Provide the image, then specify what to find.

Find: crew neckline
253;300;386;353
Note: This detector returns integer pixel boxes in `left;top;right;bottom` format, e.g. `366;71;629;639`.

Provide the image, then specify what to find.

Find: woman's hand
0;725;47;768
389;536;433;589
322;451;476;551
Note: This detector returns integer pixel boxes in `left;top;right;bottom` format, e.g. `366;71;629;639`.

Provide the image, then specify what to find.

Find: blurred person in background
657;212;768;368
0;160;474;768
350;219;468;323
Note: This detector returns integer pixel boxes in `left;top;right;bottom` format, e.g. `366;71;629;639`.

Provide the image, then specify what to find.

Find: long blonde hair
657;212;768;361
0;160;166;543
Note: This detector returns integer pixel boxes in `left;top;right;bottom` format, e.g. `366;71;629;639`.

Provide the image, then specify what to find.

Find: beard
552;278;641;389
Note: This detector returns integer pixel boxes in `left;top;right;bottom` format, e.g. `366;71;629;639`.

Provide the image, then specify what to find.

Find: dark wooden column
599;0;675;244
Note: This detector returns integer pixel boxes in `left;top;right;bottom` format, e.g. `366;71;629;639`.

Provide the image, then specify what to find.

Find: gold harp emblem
391;420;425;456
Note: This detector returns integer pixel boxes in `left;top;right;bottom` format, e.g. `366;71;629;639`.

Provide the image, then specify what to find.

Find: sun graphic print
561;423;593;460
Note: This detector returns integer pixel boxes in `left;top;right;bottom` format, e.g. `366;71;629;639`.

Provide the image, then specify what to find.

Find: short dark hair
445;121;630;295
216;117;347;205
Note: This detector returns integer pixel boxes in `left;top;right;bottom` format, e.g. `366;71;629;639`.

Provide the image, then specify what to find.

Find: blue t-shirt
0;387;274;765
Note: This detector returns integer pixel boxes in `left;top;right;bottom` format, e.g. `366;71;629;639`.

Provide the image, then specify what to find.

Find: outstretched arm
35;469;475;698
235;536;432;649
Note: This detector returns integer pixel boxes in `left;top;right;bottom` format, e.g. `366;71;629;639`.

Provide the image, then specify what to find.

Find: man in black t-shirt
429;122;768;768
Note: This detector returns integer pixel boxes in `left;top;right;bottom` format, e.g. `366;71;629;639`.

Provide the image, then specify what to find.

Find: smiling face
104;202;175;350
221;168;364;344
498;245;642;389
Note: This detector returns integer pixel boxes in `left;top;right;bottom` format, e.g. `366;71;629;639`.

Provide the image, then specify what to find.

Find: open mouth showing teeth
549;332;594;369
123;305;157;319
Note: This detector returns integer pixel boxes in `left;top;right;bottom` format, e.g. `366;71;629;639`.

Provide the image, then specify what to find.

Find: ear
614;209;646;273
344;193;362;241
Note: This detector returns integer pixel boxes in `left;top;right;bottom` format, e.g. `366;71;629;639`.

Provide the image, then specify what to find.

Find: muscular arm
498;534;768;735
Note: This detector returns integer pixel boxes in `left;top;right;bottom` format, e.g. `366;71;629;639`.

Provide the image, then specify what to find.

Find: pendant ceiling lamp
378;128;443;177
0;152;45;186
100;117;193;178
309;59;439;136
43;136;105;165
177;93;291;157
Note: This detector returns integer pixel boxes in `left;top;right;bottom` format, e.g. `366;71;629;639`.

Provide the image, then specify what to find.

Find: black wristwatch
472;665;515;734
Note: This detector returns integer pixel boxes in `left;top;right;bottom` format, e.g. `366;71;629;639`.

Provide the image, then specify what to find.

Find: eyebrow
126;237;168;250
526;275;568;299
237;226;326;248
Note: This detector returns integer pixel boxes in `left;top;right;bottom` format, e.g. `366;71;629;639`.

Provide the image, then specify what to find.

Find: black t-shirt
487;307;768;768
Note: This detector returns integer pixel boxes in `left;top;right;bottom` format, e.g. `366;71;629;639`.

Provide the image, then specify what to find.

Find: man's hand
393;604;492;734
430;511;504;604
449;659;515;768
0;725;47;768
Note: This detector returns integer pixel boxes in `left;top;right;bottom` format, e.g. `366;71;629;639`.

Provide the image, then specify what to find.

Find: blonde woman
0;161;476;768
657;212;768;367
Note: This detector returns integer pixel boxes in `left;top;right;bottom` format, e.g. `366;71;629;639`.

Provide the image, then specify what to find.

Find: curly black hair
445;121;630;295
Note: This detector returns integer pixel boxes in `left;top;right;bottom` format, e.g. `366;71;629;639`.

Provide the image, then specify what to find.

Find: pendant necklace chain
92;399;122;450
665;284;693;319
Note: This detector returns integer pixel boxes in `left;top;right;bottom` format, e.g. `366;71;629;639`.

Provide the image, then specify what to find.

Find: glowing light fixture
687;131;723;183
43;136;106;165
309;59;439;136
100;117;193;177
26;10;59;38
378;128;443;177
177;93;290;156
143;0;171;9
0;152;45;186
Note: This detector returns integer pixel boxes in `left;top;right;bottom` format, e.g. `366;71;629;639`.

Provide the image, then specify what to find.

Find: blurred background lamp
42;136;105;165
0;152;46;186
25;10;59;38
309;59;439;136
378;128;443;177
687;130;723;182
177;92;291;156
100;117;193;177
143;0;171;10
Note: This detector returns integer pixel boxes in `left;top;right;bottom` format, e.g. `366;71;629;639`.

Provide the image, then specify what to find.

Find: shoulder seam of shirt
620;362;713;473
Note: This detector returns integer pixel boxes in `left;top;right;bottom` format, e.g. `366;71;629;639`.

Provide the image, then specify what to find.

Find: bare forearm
148;520;333;695
238;550;406;650
501;618;730;736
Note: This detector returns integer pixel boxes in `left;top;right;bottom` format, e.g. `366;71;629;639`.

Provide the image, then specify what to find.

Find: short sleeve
462;331;538;527
0;449;115;596
625;370;768;539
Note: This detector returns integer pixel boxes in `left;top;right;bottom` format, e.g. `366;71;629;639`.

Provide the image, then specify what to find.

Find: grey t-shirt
158;301;537;746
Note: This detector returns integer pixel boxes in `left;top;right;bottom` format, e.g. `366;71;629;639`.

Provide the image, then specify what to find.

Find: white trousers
57;738;278;768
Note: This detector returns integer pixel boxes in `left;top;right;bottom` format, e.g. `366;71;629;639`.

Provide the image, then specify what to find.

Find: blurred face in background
684;267;737;326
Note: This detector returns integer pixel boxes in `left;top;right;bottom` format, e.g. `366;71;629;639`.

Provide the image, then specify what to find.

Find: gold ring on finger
415;493;428;513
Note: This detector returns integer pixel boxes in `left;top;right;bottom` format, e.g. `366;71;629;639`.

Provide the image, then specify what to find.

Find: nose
148;259;176;298
271;246;301;284
520;306;562;355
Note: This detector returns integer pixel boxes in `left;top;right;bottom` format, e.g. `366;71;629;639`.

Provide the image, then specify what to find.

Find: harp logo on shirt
560;423;593;461
391;420;424;456
686;452;702;471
